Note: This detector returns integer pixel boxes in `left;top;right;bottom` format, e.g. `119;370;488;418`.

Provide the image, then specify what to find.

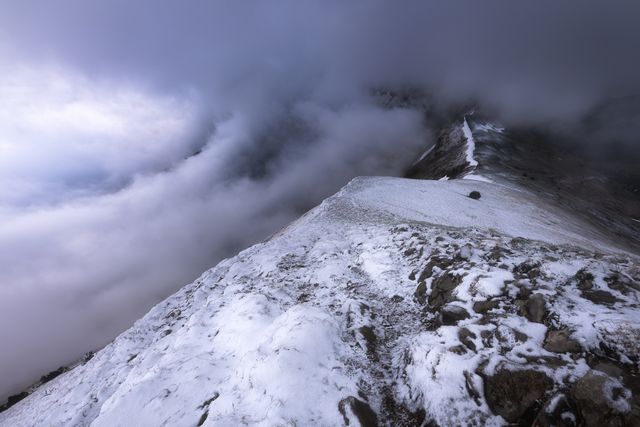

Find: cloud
0;68;427;397
0;67;203;208
1;0;639;399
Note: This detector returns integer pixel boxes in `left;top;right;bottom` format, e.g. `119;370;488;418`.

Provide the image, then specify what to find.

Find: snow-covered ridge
406;117;491;184
2;176;638;426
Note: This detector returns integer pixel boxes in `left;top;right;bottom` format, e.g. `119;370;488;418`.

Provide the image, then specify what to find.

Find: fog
1;1;639;399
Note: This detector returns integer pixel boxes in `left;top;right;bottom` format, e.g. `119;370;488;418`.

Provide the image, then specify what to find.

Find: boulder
468;191;481;200
338;396;378;427
524;293;546;323
582;289;620;306
484;368;552;423
428;272;462;308
441;304;470;325
570;370;631;427
458;327;477;352
473;299;500;314
533;393;578;427
544;329;582;353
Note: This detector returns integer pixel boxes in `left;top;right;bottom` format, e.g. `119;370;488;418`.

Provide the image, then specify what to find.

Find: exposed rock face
406;121;477;180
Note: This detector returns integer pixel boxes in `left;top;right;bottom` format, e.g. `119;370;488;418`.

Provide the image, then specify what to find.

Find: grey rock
533;393;578;427
458;327;477;352
570;370;631;427
468;191;481;200
428;272;462;308
338;396;378;427
582;289;620;306
524;293;546;323
441;304;470;325
544;329;582;353
473;299;500;314
414;282;427;305
575;269;594;290
594;362;623;379
484;368;552;423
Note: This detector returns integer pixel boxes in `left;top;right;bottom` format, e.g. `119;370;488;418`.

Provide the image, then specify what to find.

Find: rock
358;326;378;360
513;261;542;281
428;272;462;308
40;366;68;384
570;370;631;427
582;289;620;306
403;247;416;257
458;327;477;352
544;329;582;353
468;191;481;200
487;245;507;261
0;392;29;413
533;393;578;427
463;370;482;406
441;304;470;325
514;329;529;342
419;256;453;281
495;327;522;352
484;368;553;423
448;345;468;355
605;273;640;294
593;362;623;379
593;320;640;362
473;299;500;314
338;396;379;427
391;295;404;303
524;293;546;323
414;282;427;305
517;284;533;300
575;269;594;290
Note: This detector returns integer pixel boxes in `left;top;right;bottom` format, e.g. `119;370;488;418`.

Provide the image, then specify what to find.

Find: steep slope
2;176;639;426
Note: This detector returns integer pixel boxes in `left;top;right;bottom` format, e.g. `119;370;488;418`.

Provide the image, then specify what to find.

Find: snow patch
462;118;478;168
413;144;435;165
463;174;494;183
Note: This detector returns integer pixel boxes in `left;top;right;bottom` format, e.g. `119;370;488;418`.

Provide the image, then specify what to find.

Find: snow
398;328;502;425
462;118;478;168
463;173;494;183
475;123;505;134
412;144;435;165
341;177;628;253
1;175;638;426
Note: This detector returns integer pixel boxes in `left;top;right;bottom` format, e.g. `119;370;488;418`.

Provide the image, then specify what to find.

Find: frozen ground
2;175;639;426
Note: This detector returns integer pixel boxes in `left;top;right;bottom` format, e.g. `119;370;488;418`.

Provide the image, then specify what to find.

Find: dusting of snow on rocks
1;177;639;426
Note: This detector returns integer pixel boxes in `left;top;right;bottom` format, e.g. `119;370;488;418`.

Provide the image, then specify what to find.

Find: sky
1;0;639;399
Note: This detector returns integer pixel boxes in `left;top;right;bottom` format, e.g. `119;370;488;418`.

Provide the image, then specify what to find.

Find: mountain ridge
2;119;639;426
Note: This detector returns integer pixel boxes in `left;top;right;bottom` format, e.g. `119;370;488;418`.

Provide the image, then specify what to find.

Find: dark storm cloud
1;0;639;399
